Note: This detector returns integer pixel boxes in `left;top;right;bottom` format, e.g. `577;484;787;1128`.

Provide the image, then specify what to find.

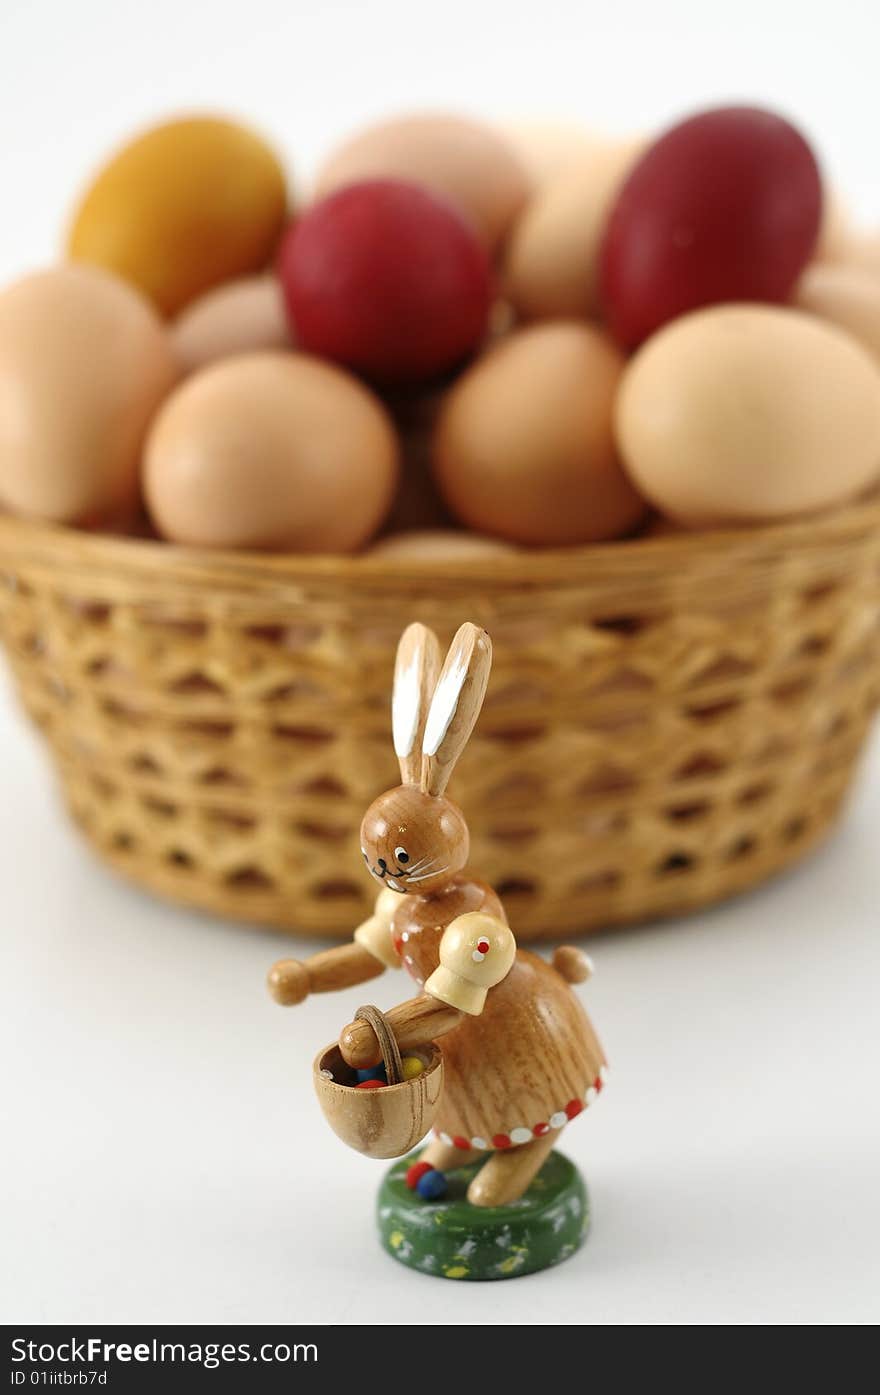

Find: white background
1;0;879;1327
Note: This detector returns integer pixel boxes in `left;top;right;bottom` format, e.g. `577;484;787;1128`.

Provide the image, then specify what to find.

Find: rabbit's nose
377;858;387;871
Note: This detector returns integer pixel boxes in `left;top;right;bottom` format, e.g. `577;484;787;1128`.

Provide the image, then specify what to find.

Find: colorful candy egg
357;1065;387;1083
405;1161;434;1191
415;1168;448;1200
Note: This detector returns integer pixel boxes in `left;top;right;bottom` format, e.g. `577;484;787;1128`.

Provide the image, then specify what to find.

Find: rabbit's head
360;621;492;896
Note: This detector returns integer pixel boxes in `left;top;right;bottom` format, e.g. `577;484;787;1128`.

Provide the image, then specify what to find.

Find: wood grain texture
423;912;516;1015
420;1137;483;1170
314;1041;444;1160
552;945;594;984
352;885;405;968
360;784;469;896
267;942;383;1004
337;935;606;1145
392;621;441;786
421;623;492;796
390;874;506;985
466;1130;556;1207
339;994;465;1069
429;950;606;1144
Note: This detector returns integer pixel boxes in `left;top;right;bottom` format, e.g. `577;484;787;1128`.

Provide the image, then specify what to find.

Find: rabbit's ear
421;623;492;796
392;622;442;785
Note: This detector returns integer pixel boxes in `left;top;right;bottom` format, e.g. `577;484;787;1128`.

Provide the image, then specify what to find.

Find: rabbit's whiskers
400;854;434;876
406;863;449;884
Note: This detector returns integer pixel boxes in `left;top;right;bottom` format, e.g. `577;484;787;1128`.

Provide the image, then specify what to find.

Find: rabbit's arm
267;889;401;1006
339;994;464;1068
268;944;384;1006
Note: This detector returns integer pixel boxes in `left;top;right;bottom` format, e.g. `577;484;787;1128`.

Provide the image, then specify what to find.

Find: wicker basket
1;499;878;939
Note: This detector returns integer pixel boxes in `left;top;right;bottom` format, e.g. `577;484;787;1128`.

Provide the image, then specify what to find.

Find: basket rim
313;1041;442;1093
0;491;878;593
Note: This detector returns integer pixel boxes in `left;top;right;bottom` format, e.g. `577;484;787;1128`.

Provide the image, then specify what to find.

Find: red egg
356;1079;387;1090
278;179;492;383
599;106;822;348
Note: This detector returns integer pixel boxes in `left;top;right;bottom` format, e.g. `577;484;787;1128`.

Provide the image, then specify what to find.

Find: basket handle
354;1004;404;1085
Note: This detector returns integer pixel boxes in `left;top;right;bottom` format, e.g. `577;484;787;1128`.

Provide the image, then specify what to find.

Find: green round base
377;1149;589;1281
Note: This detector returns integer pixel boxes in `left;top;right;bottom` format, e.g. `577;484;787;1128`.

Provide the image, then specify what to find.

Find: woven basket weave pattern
1;502;878;938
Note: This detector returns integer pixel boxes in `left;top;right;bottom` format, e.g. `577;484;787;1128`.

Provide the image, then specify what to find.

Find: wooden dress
387;876;608;1153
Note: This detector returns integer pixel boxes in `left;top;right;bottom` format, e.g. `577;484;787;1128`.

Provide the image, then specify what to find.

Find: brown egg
172;276;291;372
433;321;646;545
502;139;643;321
795;264;880;361
144;353;399;551
370;529;516;560
615;304;880;526
842;232;880;280
815;191;851;262
314;114;530;250
0;264;177;525
499;121;608;185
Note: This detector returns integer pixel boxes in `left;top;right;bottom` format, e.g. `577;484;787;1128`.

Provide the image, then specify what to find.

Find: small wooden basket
0;497;879;938
313;1006;444;1159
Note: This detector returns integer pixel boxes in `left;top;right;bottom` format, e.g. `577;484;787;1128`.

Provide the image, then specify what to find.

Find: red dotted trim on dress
434;1065;608;1151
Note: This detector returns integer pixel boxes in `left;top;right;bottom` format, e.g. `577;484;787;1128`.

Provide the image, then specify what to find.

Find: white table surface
2;670;878;1325
2;0;880;1328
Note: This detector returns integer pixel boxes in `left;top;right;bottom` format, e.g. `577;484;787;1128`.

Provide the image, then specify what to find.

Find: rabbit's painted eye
394;847;409;863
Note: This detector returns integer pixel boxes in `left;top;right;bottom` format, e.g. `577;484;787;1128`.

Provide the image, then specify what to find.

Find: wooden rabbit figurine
269;621;607;1210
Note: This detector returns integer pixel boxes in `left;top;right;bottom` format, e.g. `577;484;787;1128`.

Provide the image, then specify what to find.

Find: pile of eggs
354;1056;425;1087
1;106;880;556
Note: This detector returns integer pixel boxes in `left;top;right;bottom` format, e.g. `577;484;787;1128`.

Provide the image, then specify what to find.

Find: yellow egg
314;113;530;251
370;529;516;560
502;139;643;322
172;276;291;373
433;321;647;546
0;264;177;525
796;264;880;361
615;305;880;526
68;116;288;315
144;352;399;551
400;1056;424;1080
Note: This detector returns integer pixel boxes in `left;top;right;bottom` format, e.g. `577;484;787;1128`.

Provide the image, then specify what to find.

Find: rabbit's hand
267;942;385;1006
424;912;516;1015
